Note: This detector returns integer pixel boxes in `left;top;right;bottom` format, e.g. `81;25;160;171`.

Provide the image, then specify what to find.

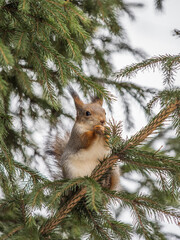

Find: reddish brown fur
81;130;97;148
80;124;108;149
110;169;120;190
57;90;120;190
74;96;84;108
92;97;103;106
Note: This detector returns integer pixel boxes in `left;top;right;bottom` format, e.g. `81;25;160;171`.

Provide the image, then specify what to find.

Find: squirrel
52;89;120;191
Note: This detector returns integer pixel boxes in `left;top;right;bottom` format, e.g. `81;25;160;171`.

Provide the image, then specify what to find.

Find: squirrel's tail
45;133;70;180
46;133;69;161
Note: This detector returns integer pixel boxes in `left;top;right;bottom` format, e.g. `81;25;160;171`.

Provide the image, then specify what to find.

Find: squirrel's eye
86;111;91;116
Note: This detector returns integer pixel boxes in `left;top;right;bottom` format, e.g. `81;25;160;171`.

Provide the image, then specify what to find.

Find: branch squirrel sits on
52;89;120;191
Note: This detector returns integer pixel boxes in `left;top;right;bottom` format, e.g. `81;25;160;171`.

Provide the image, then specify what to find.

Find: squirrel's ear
91;96;103;106
69;88;84;110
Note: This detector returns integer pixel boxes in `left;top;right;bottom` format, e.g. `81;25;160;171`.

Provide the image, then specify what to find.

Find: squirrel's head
70;89;106;130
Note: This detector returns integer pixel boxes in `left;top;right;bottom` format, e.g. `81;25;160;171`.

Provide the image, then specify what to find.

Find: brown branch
124;100;179;150
91;100;179;181
87;208;111;240
39;100;179;236
39;188;86;235
132;203;149;238
118;157;174;172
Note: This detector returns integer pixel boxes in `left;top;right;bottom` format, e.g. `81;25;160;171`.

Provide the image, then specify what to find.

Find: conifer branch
123;100;179;150
39;99;179;236
87;208;112;240
92;100;179;181
0;47;9;65
13;160;48;182
104;191;180;227
132;203;148;238
40;188;87;235
0;39;14;66
0;225;23;240
116;54;180;85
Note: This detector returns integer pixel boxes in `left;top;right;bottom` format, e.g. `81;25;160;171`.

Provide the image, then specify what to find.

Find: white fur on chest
65;136;110;178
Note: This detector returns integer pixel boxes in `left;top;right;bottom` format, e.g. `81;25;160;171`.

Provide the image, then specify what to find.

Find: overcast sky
114;0;180;66
111;0;180;136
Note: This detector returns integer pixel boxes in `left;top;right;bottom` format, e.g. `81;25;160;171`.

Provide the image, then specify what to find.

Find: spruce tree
0;0;179;240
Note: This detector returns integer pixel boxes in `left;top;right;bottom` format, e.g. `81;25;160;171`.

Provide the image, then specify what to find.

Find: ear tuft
69;87;84;109
91;96;103;106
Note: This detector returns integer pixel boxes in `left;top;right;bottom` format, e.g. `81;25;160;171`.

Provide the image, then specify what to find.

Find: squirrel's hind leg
110;165;121;191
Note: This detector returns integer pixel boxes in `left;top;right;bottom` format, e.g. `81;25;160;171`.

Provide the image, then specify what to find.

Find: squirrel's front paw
94;125;105;135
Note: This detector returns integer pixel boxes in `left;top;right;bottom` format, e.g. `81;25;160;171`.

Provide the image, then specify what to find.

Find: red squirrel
55;90;120;190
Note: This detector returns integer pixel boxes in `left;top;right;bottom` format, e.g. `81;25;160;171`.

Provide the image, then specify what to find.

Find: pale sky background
112;0;180;137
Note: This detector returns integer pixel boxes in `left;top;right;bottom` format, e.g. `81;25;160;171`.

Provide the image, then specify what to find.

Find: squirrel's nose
100;120;105;125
